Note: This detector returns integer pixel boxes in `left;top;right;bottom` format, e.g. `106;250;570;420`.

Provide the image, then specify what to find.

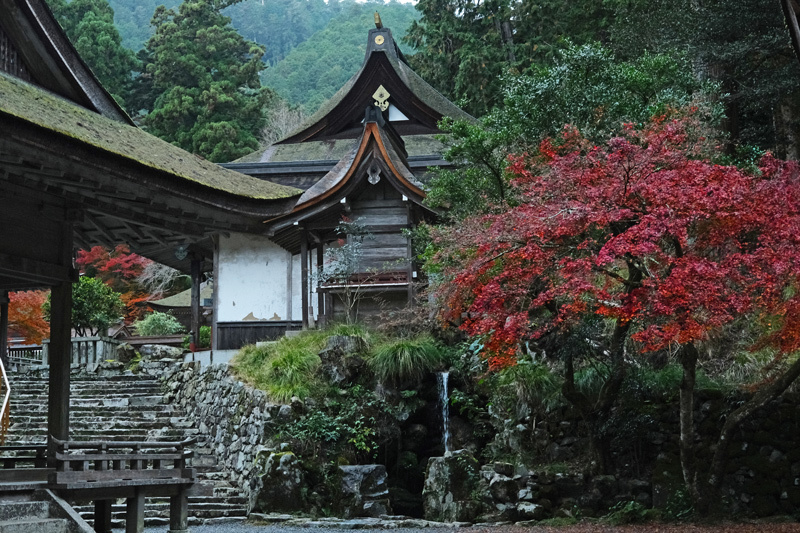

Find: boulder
339;464;392;518
423;450;482;522
254;452;307;513
318;336;366;384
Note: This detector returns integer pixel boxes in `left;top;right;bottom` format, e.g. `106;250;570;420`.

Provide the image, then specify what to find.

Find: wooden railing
0;444;47;468
41;336;121;366
49;437;195;490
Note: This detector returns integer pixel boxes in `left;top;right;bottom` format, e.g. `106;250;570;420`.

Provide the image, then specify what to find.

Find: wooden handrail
0;358;10;444
50;437;196;449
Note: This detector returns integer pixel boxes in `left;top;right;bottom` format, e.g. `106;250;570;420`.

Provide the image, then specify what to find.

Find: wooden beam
47;280;72;455
94;500;113;533
0;254;70;285
126;491;145;533
47;220;73;466
0;292;8;368
190;257;201;352
316;244;324;326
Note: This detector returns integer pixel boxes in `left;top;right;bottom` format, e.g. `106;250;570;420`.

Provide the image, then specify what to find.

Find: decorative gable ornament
373;85;390;111
367;162;381;185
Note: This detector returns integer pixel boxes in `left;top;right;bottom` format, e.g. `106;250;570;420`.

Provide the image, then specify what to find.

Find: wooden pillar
316;244;324;327
211;234;220;357
93;500;112;533
47;280;72;460
0;291;8;368
300;229;309;329
190;256;202;351
126;491;145;533
169;489;189;533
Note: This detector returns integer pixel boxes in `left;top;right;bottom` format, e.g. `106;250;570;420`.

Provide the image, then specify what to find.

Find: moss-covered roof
0;72;301;200
235;134;448;163
150;282;214;308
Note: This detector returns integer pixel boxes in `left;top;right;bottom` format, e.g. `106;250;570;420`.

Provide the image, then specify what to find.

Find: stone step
0;518;68;533
8;373;249;527
0;501;48;521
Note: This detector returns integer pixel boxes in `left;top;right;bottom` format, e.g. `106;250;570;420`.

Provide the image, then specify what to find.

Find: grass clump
368;335;446;383
231;331;327;403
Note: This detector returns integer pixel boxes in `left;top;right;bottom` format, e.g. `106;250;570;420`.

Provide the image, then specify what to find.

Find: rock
362;500;391;518
318;336;367;384
139;344;184;360
254;452;307;513
516;502;547;521
340;465;392;518
489;475;518;503
116;343;137;364
493;462;514;477
401;424;428;452
423;450;482;522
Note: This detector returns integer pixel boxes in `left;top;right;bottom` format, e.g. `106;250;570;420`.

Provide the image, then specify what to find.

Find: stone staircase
5;375;249;527
0;489;94;533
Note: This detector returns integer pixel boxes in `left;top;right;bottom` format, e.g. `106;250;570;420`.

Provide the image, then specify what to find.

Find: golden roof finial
374;12;383;29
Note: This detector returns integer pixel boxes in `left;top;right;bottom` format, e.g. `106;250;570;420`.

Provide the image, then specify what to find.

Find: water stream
437;371;451;454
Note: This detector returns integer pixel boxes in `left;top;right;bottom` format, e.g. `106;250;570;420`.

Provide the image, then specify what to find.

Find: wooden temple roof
0;0;302;283
231;23;472;170
265;107;436;253
0;0;130;123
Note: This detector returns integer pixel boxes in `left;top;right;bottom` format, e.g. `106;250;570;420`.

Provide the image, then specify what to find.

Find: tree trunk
678;342;701;506
702;354;800;511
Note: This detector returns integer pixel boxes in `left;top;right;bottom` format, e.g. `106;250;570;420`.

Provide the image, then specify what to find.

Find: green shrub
368;336;446;383
133;311;185;336
231;331;326;403
603;500;649;525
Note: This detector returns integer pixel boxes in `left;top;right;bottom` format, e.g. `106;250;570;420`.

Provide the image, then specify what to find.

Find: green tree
425;44;716;221
44;277;125;337
47;0;137;107
142;0;271;162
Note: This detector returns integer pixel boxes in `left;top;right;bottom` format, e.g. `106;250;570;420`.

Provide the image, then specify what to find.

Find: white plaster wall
216;233;293;322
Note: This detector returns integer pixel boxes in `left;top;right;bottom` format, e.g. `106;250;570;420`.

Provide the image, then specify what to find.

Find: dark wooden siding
0;23;31;81
350;180;411;272
216;321;302;350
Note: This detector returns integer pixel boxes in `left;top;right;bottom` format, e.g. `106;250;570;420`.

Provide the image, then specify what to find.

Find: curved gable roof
265;108;435;251
276;26;473;145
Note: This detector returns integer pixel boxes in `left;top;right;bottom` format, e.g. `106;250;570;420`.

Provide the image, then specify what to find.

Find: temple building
213;15;472;349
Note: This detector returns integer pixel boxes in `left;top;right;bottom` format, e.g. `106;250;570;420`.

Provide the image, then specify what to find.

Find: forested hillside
261;2;418;113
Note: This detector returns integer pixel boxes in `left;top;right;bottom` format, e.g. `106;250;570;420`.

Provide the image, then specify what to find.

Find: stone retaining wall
143;361;281;510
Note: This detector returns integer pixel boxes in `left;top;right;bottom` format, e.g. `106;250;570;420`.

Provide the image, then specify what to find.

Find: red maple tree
76;245;153;322
433;114;800;507
7;290;50;344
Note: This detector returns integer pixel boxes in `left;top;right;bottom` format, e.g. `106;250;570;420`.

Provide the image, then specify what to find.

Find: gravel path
123;521;800;533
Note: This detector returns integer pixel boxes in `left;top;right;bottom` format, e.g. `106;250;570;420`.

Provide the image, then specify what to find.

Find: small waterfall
437;371;451;454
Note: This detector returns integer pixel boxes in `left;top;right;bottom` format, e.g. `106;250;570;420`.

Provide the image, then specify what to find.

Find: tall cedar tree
47;0;137;107
143;0;270;162
609;0;800;159
432;113;800;508
403;0;613;117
